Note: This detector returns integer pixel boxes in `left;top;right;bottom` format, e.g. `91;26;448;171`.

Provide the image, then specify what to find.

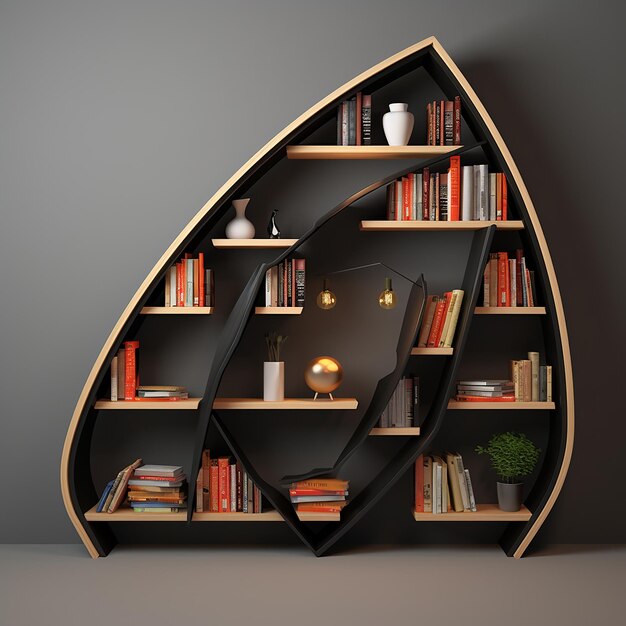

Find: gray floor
1;544;624;626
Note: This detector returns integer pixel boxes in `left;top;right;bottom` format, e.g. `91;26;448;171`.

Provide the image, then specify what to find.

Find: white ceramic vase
382;103;414;146
225;198;255;239
263;361;284;401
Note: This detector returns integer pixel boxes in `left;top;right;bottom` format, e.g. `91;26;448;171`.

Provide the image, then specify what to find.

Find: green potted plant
264;332;287;401
475;432;541;512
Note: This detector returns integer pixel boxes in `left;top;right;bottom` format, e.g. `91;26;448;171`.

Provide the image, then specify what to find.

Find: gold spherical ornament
304;356;344;398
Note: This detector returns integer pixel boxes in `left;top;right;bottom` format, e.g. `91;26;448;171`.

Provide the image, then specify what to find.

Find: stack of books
483;249;536;307
511;352;552;402
455;380;515;402
128;465;187;514
416;290;464;349
385;157;508;222
426;97;461;146
109;340;139;401
137;386;189;400
95;458;142;513
376;376;419;428
195;450;263;513
289;478;349;514
164;252;214;307
264;258;305;307
415;453;477;514
336;93;372;145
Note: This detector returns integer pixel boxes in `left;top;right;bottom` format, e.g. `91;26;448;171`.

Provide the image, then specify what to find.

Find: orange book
497;252;509;306
291;479;349;491
218;457;230;512
193;259;199;306
501;174;508;221
209;460;219;512
123;341;139;400
434;291;453;346
415;454;424;513
198;253;205;307
297;501;348;513
448;156;460;220
426;299;447;348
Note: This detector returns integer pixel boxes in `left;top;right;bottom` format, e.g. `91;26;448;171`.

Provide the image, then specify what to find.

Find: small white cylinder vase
382;103;414;146
263;361;284;401
225;198;255;239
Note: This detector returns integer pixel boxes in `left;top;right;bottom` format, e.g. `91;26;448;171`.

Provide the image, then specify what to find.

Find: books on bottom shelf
288;478;349;514
264;258;305;307
416;290;464;349
483;249;536;307
128;464;187;513
377;376;419;428
195;450;263;514
415;453;476;514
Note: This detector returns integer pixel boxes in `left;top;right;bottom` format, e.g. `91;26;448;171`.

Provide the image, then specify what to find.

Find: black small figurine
267;209;281;239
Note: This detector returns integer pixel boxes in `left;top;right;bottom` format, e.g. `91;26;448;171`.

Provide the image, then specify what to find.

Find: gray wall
1;0;624;544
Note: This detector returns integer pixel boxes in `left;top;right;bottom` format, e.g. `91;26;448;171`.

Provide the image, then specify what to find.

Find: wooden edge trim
430;39;574;558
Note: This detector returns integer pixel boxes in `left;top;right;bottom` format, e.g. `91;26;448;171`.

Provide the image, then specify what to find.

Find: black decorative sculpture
267;209;281;238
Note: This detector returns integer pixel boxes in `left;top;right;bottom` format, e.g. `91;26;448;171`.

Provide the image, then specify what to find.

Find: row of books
415;453;476;514
385;158;509;222
376;376;420;428
264;258;306;307
336;92;372;145
289;478;349;514
426;97;461;146
109;340;139;401
164;253;215;307
483;250;537;307
195;450;263;513
416;290;464;349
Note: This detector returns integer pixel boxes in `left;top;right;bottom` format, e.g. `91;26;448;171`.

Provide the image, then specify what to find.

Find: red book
356;92;362;146
198;252;205;307
453;96;461;145
218;457;230;512
402;177;411;220
501;174;508;221
426;299;447;348
497;252;509;307
433;292;452;346
289;489;347;497
448;156;460;220
209;460;219;512
515;249;524;306
422;168;430;220
454;395;516;402
177;262;185;307
124;340;139;400
415;454;424;513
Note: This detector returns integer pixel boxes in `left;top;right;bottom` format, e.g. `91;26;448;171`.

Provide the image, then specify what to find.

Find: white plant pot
263;361;284;401
382;103;414;146
225;198;255;239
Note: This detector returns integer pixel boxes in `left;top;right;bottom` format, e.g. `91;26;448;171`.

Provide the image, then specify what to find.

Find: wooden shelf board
369;427;421;436
213;398;358;410
254;307;303;315
475;307;546;315
447;401;555;410
360;220;524;231
141;307;214;315
193;510;339;522
414;504;532;522
95;398;202;410
212;239;298;249
85;505;186;522
286;145;460;160
411;347;453;355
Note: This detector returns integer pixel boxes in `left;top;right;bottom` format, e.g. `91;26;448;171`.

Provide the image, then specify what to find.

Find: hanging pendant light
378;277;396;309
316;278;336;310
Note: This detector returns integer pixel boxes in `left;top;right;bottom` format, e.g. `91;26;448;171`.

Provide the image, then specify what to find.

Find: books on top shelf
376;376;419;428
289;478;349;514
195;450;263;513
483;249;536;307
164;252;214;307
127;464;187;513
385;157;508;222
336;93;371;146
417;290;464;349
426;97;461;146
415;453;477;514
264;258;305;307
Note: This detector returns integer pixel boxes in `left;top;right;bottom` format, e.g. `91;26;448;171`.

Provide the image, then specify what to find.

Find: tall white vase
225;198;255;239
263;361;284;401
382;103;414;146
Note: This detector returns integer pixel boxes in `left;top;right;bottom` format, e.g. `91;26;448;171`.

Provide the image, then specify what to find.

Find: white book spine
461;166;473;221
230;464;236;512
416;173;423;220
265;269;272;306
509;259;517;307
395;180;403;221
546;365;553;402
443;289;464;347
434;463;442;514
479;164;489;220
169;266;177;306
489;173;497;221
464;469;477;512
110;356;118;402
185;259;193;307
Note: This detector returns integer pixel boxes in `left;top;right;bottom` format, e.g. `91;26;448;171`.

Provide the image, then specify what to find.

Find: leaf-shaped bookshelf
61;36;574;559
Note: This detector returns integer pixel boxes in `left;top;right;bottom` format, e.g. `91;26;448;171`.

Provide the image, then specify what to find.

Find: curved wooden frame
61;36;574;559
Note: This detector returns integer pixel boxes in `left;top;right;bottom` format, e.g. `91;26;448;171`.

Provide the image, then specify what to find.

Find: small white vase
263;361;284;401
382;103;414;146
225;198;255;239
